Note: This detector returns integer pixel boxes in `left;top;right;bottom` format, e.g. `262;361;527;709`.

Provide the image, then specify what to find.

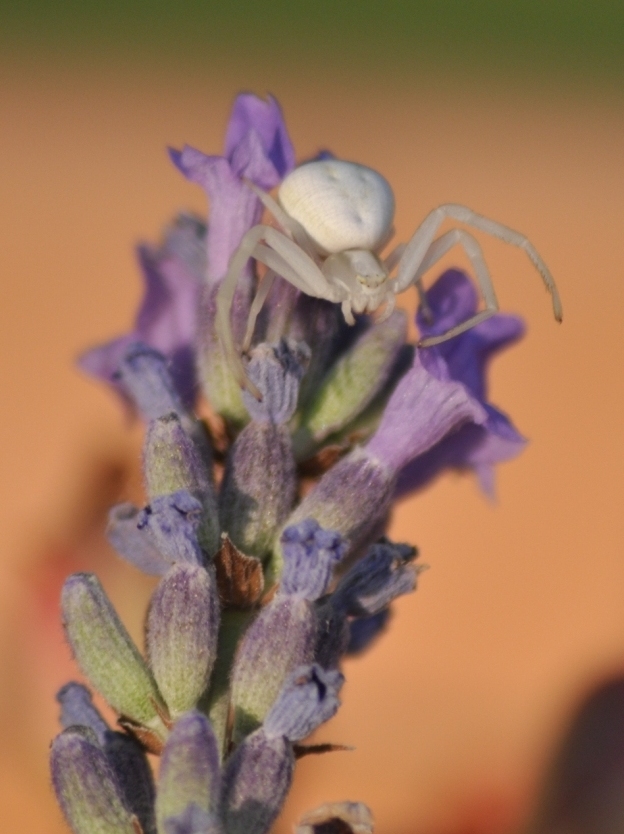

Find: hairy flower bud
219;422;296;559
51;726;137;834
241;340;308;425
143;413;219;556
61;573;167;740
230;595;316;742
156;711;221;832
230;521;342;740
294;311;407;458
280;446;394;565
146;563;220;718
220;731;293;834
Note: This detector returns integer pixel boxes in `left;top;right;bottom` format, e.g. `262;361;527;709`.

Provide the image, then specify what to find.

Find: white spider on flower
216;158;562;398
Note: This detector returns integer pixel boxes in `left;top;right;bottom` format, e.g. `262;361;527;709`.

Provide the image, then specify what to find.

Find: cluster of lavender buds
51;94;530;834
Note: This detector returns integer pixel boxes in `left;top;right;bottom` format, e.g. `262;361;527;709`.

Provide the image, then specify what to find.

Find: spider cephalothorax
216;158;562;397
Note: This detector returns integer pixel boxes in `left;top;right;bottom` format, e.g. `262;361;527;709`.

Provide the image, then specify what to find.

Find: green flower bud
293;311;407;459
146;564;220;719
143;413;220;556
51;726;137;834
61;573;167;741
156;711;220;831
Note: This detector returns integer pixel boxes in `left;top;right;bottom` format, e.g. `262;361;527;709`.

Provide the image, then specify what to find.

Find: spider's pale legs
216;223;342;396
410;227;500;345
395;203;562;346
217;194;562;397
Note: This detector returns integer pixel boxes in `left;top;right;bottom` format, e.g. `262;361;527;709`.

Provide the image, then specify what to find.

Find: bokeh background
2;2;624;832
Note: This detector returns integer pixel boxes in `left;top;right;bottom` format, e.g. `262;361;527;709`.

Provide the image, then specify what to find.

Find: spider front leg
407;227;501;345
216;224;343;398
394;203;562;345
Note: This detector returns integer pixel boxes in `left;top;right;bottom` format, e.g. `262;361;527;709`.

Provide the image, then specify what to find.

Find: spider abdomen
278;160;395;255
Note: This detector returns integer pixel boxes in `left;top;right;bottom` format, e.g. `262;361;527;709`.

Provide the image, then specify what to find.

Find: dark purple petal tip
263;663;344;742
280;519;347;600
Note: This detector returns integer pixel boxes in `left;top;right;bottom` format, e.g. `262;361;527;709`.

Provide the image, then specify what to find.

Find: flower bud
156;711;220;832
220;730;294;834
197;284;250;428
143;413;219;556
230;520;343;740
219;422;296;559
137;491;204;567
104;731;156;834
51;726;136;834
230;596;316;741
294;311;408;459
280;519;346;600
61;573;167;739
56;682;156;832
146;563;220;718
279;446;394;564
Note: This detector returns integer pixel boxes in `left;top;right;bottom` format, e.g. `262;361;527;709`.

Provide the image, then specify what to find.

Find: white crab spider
216;159;562;398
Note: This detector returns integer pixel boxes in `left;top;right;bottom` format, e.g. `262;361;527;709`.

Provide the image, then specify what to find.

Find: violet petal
280;520;347;601
263;664;343;742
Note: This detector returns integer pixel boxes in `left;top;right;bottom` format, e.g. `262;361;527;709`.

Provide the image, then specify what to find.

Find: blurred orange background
2;9;624;833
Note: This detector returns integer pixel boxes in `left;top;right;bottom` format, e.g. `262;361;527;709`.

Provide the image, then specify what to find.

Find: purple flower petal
280;519;347;601
171;94;295;284
331;540;419;617
79;215;203;409
56;682;109;745
242;340;309;424
418;269;525;402
390;269;528;495
263;664;344;742
224;94;295;178
395;412;526;499
366;351;487;474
